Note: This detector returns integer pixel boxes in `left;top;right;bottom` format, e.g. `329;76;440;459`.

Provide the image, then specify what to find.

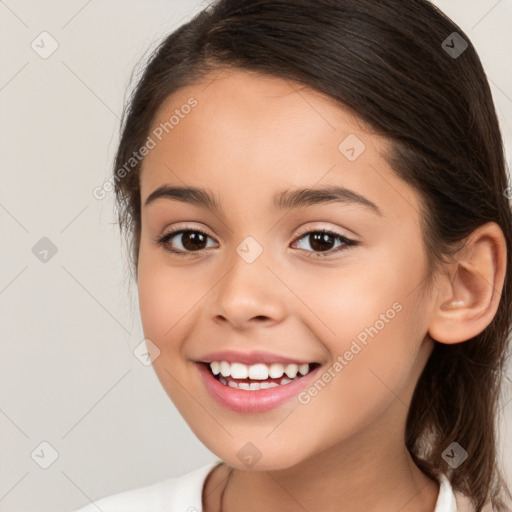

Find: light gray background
1;1;511;511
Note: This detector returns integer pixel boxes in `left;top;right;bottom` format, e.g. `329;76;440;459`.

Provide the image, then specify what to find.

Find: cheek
137;248;185;349
137;258;196;402
294;305;424;452
299;243;424;344
301;242;427;402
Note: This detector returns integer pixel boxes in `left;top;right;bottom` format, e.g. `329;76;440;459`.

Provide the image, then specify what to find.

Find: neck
218;424;439;512
226;451;439;512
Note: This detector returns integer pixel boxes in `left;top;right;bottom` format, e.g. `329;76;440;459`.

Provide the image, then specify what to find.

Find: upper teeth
209;361;310;380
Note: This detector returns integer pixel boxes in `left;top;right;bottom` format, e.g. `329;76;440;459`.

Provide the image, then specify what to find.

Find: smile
197;360;321;412
209;361;315;390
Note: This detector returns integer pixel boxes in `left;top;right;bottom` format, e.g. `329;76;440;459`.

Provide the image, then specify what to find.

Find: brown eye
305;232;337;251
179;231;208;251
157;228;217;255
292;229;358;258
155;226;358;258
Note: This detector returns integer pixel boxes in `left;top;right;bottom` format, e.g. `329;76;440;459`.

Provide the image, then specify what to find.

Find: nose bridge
222;234;272;302
210;234;286;326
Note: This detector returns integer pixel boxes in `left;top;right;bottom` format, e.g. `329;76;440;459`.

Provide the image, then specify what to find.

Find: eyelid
293;223;357;241
156;222;359;258
160;223;214;238
158;222;355;243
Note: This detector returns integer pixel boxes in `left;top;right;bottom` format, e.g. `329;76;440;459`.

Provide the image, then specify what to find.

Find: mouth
204;361;321;390
196;359;322;413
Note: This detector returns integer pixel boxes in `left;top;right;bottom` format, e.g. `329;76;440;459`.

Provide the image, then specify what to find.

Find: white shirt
73;461;459;512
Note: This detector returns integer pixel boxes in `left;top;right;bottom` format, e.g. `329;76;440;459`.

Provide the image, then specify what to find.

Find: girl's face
137;68;439;470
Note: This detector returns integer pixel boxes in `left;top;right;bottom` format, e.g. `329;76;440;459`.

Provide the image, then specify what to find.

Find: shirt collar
434;472;458;512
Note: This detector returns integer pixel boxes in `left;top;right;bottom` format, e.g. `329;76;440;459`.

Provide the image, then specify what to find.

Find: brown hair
112;1;512;509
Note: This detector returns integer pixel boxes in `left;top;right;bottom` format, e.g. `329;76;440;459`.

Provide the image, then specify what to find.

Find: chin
199;436;309;471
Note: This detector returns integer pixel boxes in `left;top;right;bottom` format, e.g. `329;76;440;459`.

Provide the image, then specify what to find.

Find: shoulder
454;490;489;512
435;471;510;512
72;461;221;512
454;489;512;512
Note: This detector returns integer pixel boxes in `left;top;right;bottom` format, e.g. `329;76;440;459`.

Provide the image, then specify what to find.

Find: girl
75;0;512;511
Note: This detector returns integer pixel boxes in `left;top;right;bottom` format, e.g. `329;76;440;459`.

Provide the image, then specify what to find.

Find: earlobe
427;222;507;345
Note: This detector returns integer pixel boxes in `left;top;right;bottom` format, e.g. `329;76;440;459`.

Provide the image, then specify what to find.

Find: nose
209;251;287;330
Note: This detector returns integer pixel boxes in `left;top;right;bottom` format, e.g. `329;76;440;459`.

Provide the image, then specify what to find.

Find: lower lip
197;362;321;413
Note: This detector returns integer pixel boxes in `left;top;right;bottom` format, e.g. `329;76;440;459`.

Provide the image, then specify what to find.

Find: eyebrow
144;184;382;216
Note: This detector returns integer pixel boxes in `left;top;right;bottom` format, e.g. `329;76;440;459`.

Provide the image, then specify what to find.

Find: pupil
183;232;206;251
310;233;334;251
180;232;336;252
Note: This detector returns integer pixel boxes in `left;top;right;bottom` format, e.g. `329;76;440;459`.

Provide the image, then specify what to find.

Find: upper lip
197;350;317;366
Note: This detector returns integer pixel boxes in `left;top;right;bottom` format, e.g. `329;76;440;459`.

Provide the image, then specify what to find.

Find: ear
428;222;507;344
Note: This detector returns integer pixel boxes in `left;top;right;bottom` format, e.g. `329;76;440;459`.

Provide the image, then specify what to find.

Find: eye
155;225;217;256
155;225;358;258
291;228;358;258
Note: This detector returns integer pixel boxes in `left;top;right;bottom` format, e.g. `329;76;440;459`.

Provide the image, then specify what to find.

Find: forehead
139;68;421;220
148;67;371;144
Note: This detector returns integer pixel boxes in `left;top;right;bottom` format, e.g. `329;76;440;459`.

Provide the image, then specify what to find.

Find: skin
136;68;507;512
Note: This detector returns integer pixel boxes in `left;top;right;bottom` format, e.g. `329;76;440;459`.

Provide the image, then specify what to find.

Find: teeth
218;376;290;390
249;363;268;380
231;362;248;379
219;361;231;377
299;363;309;376
284;364;298;378
269;363;285;379
209;361;312;381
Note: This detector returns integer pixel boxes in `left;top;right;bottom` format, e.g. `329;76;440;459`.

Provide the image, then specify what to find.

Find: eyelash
154;225;358;259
